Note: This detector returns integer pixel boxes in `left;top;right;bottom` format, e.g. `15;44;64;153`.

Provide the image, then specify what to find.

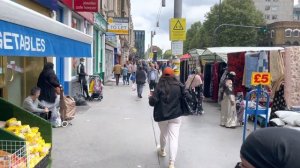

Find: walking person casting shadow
149;67;190;168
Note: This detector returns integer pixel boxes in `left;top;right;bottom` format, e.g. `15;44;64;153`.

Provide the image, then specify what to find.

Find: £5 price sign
251;72;271;86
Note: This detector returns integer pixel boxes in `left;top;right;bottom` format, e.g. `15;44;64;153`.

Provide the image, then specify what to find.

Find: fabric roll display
284;47;300;108
227;52;246;95
244;52;259;88
269;50;284;83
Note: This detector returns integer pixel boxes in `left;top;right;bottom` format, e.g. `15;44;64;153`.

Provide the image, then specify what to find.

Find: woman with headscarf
239;127;300;168
220;71;238;128
185;67;204;115
37;62;61;127
149;67;187;168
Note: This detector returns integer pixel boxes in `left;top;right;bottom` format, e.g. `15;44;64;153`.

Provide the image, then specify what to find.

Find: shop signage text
74;0;99;12
0;32;46;52
107;17;129;35
251;72;271;86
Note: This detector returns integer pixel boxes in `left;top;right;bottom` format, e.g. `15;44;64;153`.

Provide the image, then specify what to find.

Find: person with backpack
135;66;147;98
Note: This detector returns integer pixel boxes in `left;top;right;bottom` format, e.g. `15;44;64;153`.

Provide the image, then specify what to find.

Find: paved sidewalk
52;83;242;168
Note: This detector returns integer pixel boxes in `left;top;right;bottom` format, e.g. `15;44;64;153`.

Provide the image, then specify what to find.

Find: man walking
113;61;122;86
148;63;159;91
77;58;90;99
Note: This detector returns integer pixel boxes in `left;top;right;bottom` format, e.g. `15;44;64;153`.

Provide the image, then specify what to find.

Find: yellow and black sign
169;18;186;41
251;72;271;86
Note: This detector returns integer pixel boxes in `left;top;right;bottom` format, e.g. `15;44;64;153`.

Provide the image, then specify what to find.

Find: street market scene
1;0;300;168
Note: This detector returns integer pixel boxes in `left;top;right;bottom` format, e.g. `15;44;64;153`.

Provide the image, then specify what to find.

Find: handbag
181;81;197;116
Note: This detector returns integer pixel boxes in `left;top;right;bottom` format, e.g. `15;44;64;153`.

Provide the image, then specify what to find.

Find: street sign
107;17;129;35
171;41;183;56
170;18;186;41
251;72;271;86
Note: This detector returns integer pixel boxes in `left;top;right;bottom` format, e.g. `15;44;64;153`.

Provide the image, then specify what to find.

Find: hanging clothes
212;62;219;102
257;51;269;72
204;63;212;97
244;52;259;88
227;52;246;95
284;47;300;108
270;50;285;83
218;62;227;83
271;85;286;119
218;70;228;104
209;65;214;98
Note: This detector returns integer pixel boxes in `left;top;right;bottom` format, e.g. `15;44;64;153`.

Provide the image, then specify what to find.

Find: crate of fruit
0;140;28;168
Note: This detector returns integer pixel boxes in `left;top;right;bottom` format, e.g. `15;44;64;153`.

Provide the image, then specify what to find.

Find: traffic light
260;26;268;34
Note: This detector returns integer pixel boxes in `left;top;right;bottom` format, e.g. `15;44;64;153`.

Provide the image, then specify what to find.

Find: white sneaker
157;146;167;157
169;161;175;168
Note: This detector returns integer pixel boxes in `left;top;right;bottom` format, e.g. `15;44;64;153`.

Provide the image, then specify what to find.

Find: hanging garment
257;51;269;72
209;65;214;98
284;47;300;108
244;52;259;88
204;63;212;97
212;62;219;102
227;52;246;95
271;84;286;119
270;50;285;83
218;62;227;83
218;70;228;104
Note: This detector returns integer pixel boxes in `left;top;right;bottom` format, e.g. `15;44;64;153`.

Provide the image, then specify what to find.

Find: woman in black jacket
149;67;184;168
135;66;147;98
37;62;61;127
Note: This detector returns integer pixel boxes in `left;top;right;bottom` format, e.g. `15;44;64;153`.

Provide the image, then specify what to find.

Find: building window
273;0;278;2
285;41;291;45
271;6;278;11
265;0;271;1
72;16;82;31
265;15;270;19
265;6;270;11
272;15;278;20
56;7;63;22
293;29;300;37
271;30;275;38
285;29;292;37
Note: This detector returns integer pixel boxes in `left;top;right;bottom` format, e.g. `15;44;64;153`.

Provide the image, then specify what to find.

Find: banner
0;20;91;58
107;17;129;35
74;0;99;12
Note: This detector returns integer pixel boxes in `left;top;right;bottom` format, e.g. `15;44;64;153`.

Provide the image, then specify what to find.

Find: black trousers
79;78;90;98
127;73;131;84
149;80;157;90
115;74;121;85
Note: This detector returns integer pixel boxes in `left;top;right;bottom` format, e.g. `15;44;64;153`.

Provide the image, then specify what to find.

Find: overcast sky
131;0;298;52
131;0;222;52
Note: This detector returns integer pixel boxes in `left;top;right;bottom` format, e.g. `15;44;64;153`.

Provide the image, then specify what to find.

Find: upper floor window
265;15;270;20
265;6;270;11
285;29;292;37
293;29;300;37
271;6;278;11
72;16;82;31
271;30;275;38
265;0;271;1
272;15;278;20
273;0;279;2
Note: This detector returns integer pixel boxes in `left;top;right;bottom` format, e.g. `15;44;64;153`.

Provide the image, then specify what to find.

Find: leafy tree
203;0;265;47
184;22;202;53
163;49;172;59
146;46;163;59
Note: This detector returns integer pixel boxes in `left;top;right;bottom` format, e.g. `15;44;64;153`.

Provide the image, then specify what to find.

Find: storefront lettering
0;32;45;52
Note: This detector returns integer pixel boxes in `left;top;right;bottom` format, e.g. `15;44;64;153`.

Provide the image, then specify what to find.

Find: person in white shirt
23;87;49;120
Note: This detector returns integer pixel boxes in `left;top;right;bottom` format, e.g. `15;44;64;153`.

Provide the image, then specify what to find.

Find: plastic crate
0;140;28;168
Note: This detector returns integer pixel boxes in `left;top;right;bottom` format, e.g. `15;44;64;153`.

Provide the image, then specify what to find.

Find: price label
251;72;271;86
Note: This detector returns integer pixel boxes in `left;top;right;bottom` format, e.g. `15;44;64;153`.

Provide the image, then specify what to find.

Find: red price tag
251;72;271;86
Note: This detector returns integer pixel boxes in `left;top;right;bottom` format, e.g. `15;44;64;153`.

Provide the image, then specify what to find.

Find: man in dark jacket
136;66;147;98
77;58;90;99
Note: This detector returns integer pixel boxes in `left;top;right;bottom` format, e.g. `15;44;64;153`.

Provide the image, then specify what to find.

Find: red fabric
227;52;246;95
180;54;191;61
212;62;219;102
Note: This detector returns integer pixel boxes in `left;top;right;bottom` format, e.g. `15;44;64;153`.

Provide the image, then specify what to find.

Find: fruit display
4;118;51;168
0;150;27;168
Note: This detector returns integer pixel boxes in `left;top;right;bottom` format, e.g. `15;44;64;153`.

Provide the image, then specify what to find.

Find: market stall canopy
180;53;191;61
0;1;92;58
189;48;227;62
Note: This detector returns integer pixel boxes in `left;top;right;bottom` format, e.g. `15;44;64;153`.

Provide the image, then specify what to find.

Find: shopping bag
132;83;137;91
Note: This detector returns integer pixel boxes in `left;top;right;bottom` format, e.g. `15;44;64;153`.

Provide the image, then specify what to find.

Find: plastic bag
132;83;137;91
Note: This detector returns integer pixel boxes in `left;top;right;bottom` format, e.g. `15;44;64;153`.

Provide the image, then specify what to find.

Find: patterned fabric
270;51;284;83
284;47;300;108
257;51;269;72
244;52;259;88
227;52;246;95
271;84;286;119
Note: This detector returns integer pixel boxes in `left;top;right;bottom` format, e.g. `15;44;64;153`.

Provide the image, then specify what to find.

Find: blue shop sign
0;20;91;58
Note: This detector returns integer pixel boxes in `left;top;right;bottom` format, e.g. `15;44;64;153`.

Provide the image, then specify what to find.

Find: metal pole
174;0;182;18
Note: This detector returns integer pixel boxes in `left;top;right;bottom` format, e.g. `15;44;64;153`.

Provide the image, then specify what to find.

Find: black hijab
241;127;300;168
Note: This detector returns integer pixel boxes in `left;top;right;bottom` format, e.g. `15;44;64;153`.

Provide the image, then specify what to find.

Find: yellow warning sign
170;18;186;41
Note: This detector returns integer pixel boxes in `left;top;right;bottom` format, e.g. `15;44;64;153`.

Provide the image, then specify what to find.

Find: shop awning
189;48;227;62
0;1;92;58
180;53;191;61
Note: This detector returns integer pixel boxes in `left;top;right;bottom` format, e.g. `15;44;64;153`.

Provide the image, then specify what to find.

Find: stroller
88;75;104;101
59;88;76;127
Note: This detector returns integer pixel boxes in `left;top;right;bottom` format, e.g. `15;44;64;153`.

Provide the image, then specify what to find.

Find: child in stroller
89;75;104;101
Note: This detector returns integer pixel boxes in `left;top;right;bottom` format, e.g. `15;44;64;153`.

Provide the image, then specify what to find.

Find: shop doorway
0;56;45;106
